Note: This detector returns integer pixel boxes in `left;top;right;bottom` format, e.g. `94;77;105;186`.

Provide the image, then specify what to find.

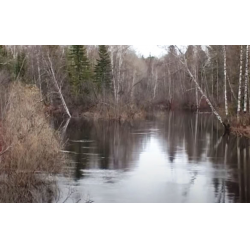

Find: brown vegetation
81;102;146;122
231;126;250;138
0;83;68;202
229;113;250;138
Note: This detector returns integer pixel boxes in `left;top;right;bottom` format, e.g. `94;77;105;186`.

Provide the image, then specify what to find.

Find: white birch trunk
211;62;214;101
178;52;223;124
247;45;250;113
244;45;249;112
223;46;228;116
194;68;198;108
217;59;219;102
47;54;71;118
110;46;116;101
189;69;223;123
168;65;171;101
237;45;243;120
117;47;123;103
153;69;158;100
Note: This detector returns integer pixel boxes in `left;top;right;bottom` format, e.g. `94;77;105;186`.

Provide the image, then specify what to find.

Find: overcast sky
133;45;188;57
133;45;166;57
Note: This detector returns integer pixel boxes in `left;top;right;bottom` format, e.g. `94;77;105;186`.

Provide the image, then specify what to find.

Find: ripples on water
55;112;250;203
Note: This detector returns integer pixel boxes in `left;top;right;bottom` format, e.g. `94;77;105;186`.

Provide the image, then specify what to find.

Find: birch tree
109;46;130;103
237;45;243;121
153;68;158;100
175;46;223;125
223;46;228;116
43;45;71;118
46;53;71;118
244;45;248;113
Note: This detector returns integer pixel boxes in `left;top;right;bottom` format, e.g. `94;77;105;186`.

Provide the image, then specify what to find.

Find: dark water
57;112;250;203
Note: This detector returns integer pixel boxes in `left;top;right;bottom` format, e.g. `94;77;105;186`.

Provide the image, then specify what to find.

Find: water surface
57;112;250;203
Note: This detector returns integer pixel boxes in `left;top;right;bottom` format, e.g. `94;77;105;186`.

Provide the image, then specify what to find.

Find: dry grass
224;120;250;138
226;113;250;138
0;82;68;202
231;126;250;138
82;102;146;122
0;173;59;203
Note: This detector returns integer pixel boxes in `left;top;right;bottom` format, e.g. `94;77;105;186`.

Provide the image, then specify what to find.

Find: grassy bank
49;96;250;139
231;126;250;138
229;114;250;138
80;103;146;122
45;101;147;122
0;83;68;202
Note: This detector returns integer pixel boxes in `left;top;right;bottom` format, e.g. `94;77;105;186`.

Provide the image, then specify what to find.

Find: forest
1;46;249;125
0;45;250;202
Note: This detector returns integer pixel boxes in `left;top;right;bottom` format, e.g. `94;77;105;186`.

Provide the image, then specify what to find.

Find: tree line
0;45;249;123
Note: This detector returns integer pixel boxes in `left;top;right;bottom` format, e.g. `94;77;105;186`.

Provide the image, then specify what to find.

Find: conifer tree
68;45;91;97
94;45;112;95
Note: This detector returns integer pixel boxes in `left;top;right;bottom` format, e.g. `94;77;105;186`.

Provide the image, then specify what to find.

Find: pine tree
68;45;91;97
94;45;112;95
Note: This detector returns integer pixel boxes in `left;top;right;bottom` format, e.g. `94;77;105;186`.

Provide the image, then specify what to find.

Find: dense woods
1;45;250;127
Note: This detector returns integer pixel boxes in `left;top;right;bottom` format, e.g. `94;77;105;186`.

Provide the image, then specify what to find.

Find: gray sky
133;45;188;57
133;45;166;57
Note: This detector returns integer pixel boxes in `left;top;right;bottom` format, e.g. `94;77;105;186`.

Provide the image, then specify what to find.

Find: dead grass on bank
223;113;250;138
81;102;146;122
0;82;68;202
231;126;250;138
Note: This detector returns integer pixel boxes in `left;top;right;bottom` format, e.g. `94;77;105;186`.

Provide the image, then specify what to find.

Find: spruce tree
94;45;112;95
68;45;91;97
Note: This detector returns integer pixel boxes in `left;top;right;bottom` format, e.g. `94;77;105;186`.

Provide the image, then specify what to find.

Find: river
56;112;250;203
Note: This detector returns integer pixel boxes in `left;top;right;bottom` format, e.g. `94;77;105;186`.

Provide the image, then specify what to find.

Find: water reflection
57;112;250;203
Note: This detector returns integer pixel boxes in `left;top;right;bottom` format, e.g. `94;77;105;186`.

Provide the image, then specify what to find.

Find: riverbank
47;100;250;138
0;83;68;202
49;99;213;122
47;102;148;122
81;109;250;138
231;125;250;138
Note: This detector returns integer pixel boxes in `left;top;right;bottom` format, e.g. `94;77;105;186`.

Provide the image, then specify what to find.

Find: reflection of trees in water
65;120;93;181
208;130;250;202
161;112;250;203
158;112;214;163
235;137;250;202
148;112;250;202
89;121;144;170
62;113;250;202
64;119;150;180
